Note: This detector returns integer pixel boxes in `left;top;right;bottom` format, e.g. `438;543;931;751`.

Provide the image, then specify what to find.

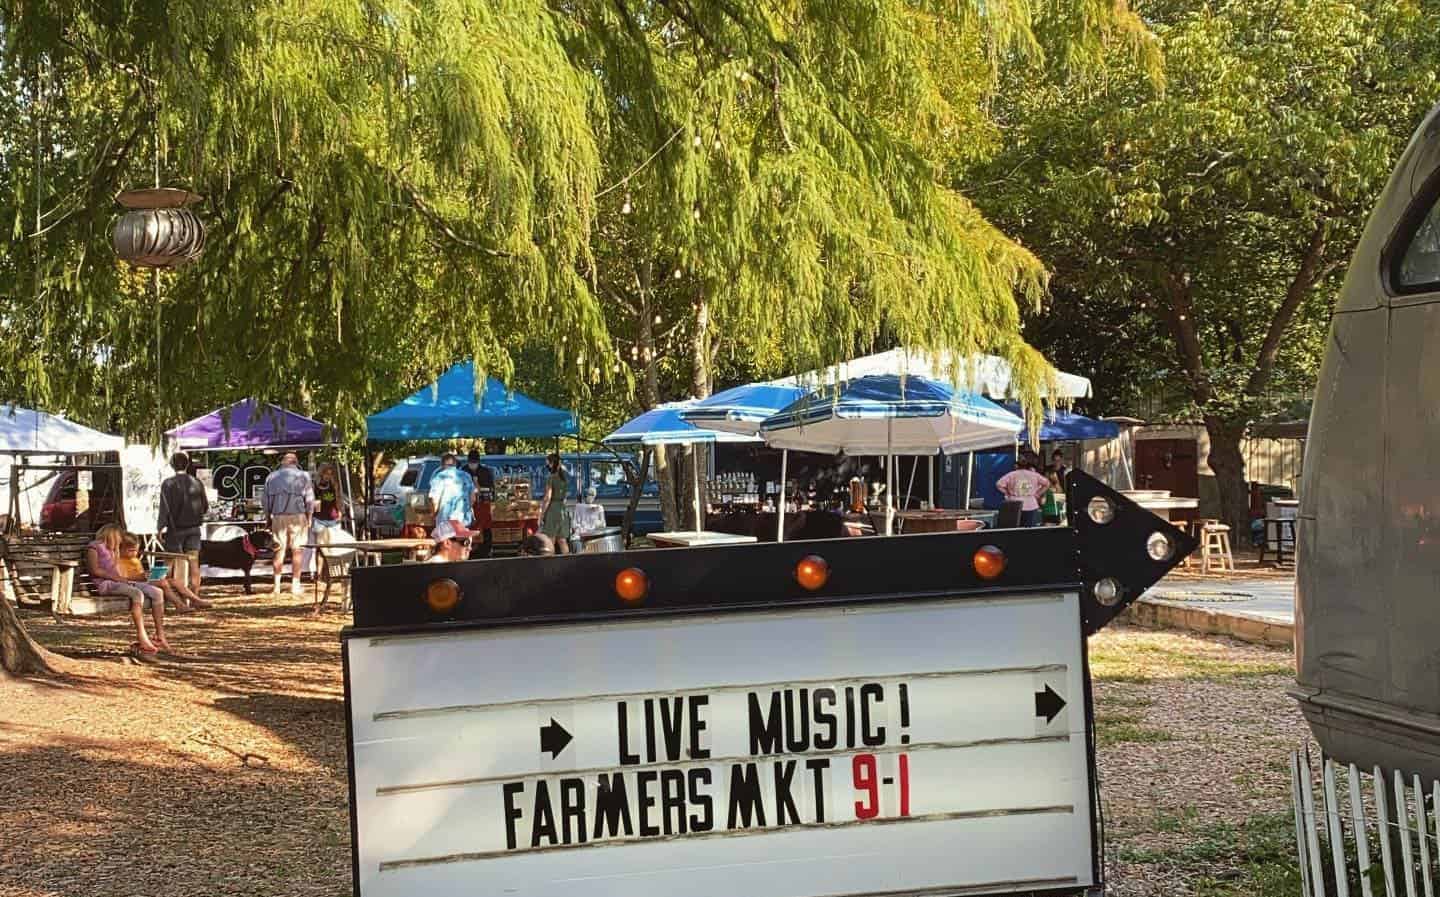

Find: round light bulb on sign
794;555;829;591
1146;531;1174;562
1093;577;1122;606
425;578;462;614
615;568;648;603
1086;496;1116;526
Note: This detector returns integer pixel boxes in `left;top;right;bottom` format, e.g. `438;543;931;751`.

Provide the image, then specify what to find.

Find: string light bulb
673;268;682;280
692;133;702;148
622;194;632;215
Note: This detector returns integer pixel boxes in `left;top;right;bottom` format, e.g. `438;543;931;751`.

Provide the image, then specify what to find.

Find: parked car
367;453;661;537
40;467;121;533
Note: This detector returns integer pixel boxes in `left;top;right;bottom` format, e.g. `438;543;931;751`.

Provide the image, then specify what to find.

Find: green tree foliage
0;0;1155;446
971;0;1440;528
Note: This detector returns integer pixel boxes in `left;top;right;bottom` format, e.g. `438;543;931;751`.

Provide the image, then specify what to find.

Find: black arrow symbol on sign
1034;685;1067;724
539;718;572;758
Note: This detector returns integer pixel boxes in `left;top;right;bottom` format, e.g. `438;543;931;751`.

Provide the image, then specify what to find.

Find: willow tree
568;0;1159;525
0;0;1154;672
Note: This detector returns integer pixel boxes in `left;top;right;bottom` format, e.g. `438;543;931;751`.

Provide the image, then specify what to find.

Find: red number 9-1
852;753;910;819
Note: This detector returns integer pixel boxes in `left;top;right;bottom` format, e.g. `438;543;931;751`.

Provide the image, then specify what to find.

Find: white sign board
346;593;1095;897
120;445;169;535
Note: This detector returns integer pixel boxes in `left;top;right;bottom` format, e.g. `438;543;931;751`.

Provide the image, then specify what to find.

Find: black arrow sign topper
539;718;573;758
1034;685;1067;724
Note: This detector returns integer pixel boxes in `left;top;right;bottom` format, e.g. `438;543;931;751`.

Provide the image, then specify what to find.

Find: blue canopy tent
366;362;578;441
363;362;578;535
1005;404;1120;444
946;406;1122;510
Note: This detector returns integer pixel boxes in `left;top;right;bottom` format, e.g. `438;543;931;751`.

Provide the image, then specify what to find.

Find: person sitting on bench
117;532;210;612
87;524;170;658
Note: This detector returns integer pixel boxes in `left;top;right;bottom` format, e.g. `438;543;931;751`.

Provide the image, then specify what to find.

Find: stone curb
1121;596;1294;649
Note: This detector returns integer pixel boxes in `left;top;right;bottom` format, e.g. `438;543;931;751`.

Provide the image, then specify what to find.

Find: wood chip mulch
1;594;1306;896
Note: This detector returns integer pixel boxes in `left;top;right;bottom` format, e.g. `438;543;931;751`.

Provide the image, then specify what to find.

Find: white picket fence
1292;750;1440;897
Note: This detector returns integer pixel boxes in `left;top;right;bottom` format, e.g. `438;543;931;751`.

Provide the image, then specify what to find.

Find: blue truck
368;452;661;537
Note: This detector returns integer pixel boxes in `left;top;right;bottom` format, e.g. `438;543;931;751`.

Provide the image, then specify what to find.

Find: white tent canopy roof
0;405;125;454
775;348;1093;399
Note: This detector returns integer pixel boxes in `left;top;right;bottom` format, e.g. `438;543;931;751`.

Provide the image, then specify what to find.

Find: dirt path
0;594;1305;896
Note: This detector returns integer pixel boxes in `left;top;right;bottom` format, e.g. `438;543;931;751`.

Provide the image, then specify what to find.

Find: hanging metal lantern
112;187;206;268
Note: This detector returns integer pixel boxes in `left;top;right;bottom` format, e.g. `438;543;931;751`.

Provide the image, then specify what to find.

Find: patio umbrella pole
776;449;789;543
928;455;935;509
903;455;918;512
885;418;894;536
691;444;702;531
964;451;974;510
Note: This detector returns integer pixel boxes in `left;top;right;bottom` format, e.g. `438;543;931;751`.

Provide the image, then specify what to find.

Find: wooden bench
3;533;92;614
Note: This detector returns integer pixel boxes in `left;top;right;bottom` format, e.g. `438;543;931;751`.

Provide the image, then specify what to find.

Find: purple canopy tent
166;400;333;451
164;401;349;580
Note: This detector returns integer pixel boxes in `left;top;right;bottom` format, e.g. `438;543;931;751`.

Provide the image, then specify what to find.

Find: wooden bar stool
1200;520;1235;574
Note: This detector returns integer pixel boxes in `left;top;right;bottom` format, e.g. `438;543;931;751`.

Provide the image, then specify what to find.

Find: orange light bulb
425;578;462;614
795;555;830;591
972;545;1007;580
615;567;649;603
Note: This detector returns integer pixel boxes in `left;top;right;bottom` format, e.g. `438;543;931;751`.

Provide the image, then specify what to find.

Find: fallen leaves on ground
0;594;1306;896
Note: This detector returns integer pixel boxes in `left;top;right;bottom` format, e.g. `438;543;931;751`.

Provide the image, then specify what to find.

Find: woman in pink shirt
995;457;1053;527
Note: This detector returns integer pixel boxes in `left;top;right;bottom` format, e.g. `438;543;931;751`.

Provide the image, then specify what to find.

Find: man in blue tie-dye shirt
428;453;476;529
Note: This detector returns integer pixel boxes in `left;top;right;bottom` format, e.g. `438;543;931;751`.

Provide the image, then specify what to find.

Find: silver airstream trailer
1295;101;1440;779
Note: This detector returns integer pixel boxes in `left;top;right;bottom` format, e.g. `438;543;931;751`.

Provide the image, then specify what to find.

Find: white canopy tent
0;406;125;455
776;348;1093;400
1;407;125;530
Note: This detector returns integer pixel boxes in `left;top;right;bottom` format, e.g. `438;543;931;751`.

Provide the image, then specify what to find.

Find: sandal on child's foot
153;637;174;653
131;642;159;661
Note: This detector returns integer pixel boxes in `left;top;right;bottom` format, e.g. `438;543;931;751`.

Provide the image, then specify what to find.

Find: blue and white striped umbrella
677;382;809;436
601;401;761;447
760;374;1023;456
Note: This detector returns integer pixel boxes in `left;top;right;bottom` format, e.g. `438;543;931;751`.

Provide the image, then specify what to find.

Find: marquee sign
342;473;1192;897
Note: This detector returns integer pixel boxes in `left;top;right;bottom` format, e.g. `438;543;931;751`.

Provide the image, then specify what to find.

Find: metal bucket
578;526;624;554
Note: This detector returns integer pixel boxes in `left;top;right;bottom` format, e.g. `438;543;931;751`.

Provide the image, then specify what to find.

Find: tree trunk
620;448;652;548
655;447;679;531
0;594;64;677
688;290;712;530
636;264;681;532
1204;417;1251;536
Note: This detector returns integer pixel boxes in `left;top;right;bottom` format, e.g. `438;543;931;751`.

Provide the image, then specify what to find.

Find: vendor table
648;531;758;549
342;538;435;566
304;538;434;608
1119;491;1199;522
895;509;996;534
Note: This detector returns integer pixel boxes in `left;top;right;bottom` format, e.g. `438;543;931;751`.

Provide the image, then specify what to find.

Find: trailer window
398;464;421;488
1395;192;1440;293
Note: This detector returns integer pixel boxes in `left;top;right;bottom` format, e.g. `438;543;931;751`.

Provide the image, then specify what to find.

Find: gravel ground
0;593;1306;896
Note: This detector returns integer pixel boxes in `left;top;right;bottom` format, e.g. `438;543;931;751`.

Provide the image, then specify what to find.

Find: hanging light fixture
112;187;206;268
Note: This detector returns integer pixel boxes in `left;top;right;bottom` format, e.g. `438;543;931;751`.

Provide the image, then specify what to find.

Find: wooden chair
1199;520;1235;574
313;529;358;612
